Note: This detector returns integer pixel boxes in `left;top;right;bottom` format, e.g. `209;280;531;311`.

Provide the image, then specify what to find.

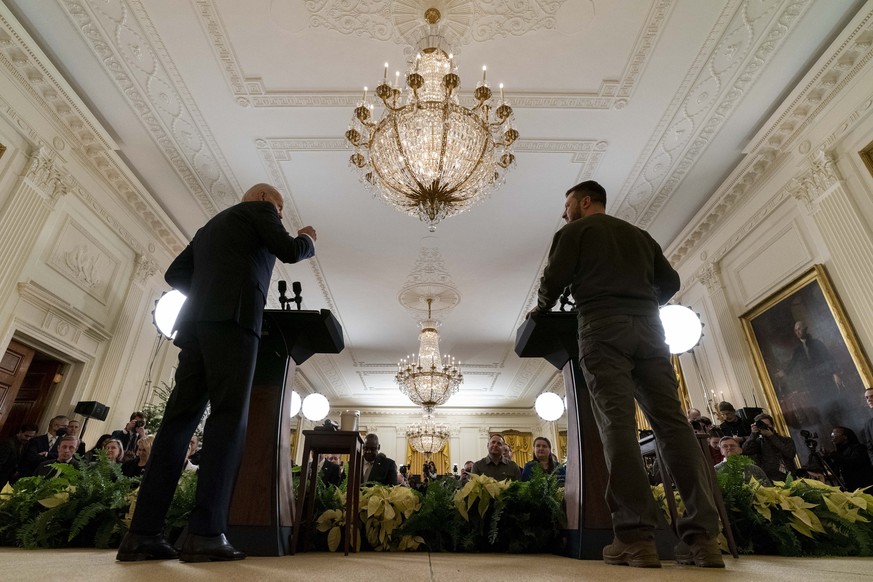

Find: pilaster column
694;261;761;407
90;253;159;408
0;147;70;331
790;149;873;346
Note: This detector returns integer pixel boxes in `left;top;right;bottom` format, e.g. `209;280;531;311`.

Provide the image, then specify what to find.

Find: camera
134;420;145;428
753;419;770;431
800;429;819;450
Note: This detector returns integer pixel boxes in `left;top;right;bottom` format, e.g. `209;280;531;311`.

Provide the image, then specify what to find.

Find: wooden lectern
226;308;343;556
515;311;612;559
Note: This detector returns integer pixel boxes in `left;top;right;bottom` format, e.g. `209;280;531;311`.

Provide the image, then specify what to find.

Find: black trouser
131;320;259;536
578;314;719;543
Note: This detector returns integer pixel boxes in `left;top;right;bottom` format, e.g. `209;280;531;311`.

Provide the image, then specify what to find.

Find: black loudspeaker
737;407;763;421
74;400;110;421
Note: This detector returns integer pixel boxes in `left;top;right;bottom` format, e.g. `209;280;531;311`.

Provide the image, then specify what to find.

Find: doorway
0;339;65;439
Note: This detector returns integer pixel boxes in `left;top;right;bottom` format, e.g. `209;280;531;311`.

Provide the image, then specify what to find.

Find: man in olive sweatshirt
529;180;722;568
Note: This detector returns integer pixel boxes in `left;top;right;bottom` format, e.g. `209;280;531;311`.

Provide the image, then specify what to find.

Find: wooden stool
293;430;363;555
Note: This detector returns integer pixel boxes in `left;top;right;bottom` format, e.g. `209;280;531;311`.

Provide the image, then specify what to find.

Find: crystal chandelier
406;414;450;459
396;298;462;414
345;8;518;231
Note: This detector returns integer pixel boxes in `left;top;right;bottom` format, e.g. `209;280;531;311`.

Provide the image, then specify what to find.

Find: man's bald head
242;183;284;217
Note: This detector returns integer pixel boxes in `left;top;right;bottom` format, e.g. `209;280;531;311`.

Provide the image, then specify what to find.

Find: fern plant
1;453;135;548
488;467;564;553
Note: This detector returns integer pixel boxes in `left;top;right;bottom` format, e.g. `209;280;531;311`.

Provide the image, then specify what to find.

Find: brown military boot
602;538;661;568
675;534;725;568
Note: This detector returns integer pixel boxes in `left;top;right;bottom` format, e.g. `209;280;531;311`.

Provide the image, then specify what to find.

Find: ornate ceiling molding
615;0;813;228
195;0;671;110
0;5;183;256
60;0;240;216
669;5;873;266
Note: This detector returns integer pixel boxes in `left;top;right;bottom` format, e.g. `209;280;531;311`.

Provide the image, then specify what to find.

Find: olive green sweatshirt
536;213;679;322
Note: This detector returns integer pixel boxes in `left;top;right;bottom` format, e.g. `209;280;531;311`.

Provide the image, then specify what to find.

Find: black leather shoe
116;532;179;561
179;533;246;562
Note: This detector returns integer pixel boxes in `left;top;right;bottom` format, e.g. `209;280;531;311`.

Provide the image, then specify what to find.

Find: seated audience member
361;434;398;486
707;429;724;466
686;407;702;423
825;426;873;491
20;415;69;477
112;411;147;460
65;419;87;456
184;435;200;472
103;438;125;464
742;413;796;482
35;435;80;478
521;436;566;484
122;435;154;479
459;460;474;485
715;436;771;486
84;434;113;462
471;434;520;481
0;423;38;488
397;465;409;487
717;401;751;443
320;453;343;486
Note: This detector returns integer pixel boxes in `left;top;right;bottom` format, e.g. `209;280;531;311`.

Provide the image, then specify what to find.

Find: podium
226;309;343;556
515;312;612;559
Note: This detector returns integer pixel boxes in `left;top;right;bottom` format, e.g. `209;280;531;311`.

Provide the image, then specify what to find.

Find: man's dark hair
129;411;145;421
834;426;860;445
18;423;38;434
565;180;607;206
753;413;774;424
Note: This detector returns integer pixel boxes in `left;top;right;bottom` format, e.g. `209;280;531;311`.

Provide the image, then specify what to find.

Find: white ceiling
5;0;864;412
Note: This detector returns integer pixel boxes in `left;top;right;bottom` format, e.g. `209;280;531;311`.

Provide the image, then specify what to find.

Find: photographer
742;413;796;482
112;411;147;460
825;426;873;491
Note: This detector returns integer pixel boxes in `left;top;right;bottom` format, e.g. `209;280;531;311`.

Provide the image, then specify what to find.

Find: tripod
805;445;844;489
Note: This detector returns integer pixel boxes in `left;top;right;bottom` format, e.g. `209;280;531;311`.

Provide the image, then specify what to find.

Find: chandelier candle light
345;8;518;231
396;298;462;414
406;414;450;459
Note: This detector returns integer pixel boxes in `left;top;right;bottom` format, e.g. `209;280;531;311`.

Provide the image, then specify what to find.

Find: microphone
278;280;289;310
292;281;302;310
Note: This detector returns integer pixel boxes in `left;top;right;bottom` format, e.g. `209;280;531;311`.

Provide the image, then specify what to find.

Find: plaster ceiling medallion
303;0;567;47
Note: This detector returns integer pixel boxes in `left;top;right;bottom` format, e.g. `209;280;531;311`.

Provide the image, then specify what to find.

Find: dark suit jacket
0;436;24;487
320;459;343;487
20;434;60;477
165;200;314;337
366;453;398;486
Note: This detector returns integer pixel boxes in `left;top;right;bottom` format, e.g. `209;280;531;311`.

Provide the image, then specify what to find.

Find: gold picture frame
740;264;873;464
860;139;873;178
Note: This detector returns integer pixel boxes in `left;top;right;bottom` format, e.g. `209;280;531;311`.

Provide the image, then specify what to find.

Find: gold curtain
500;430;532;466
405;441;450;475
557;430;568;462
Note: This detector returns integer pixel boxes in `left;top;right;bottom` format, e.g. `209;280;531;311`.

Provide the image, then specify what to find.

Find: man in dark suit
320;454;344;487
0;422;38;488
116;183;316;563
19;415;68;477
362;434;398;486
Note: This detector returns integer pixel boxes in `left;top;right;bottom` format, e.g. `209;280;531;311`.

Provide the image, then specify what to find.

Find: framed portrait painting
740;264;873;465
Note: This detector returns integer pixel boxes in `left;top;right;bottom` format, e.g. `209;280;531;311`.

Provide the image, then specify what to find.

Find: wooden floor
3;548;873;581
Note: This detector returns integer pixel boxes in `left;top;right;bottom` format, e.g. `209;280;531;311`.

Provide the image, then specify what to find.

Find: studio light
659;304;703;354
302;393;330;422
153;290;186;339
289;390;301;418
535;392;564;421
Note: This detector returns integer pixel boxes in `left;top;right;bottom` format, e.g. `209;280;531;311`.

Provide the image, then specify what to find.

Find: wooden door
0;340;36;437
